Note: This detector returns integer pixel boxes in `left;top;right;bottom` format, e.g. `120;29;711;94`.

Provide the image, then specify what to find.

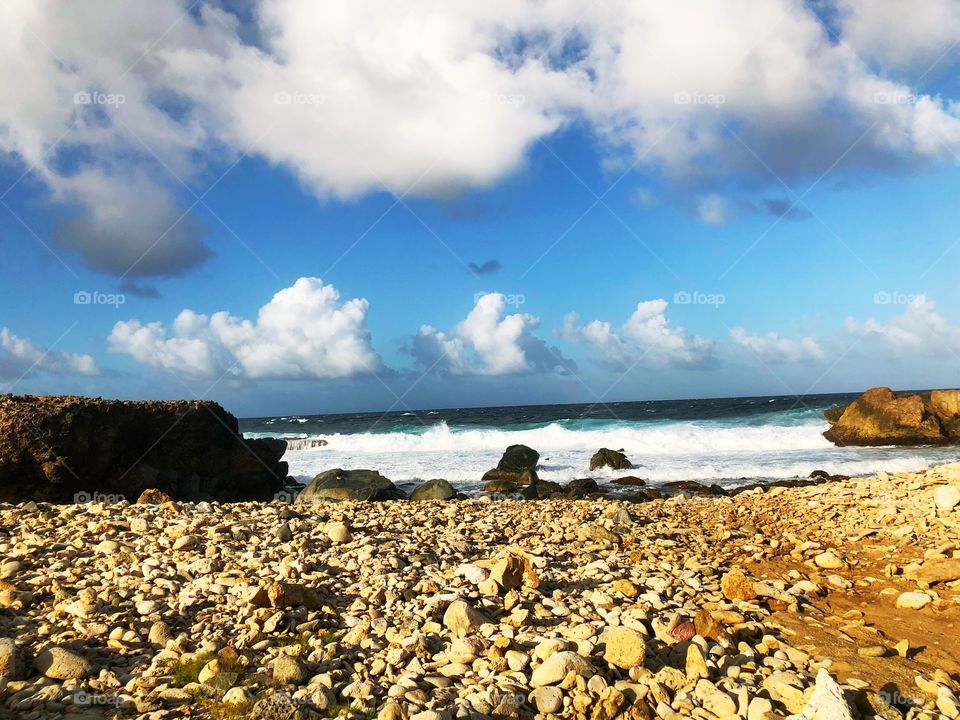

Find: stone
590;448;633;471
0;394;287;502
531;651;594;687
442;600;490;633
786;668;855;720
296;468;406;503
694;679;736;717
34;645;94;680
488;555;525;591
603;626;647;669
249;581;324;610
612;579;639;598
814;551;844;569
532;686;563;713
909;557;960;584
895;591;931;609
748;697;774;720
173;535;198;551
410;478;456;501
721;568;757;601
934;485;960;511
823;387;949;446
378;702;405;720
148;621;172;646
273;655;308;685
0;638;19;680
686;644;709;680
326;521;352;543
222;687;252;705
137;488;172;504
276;522;293;542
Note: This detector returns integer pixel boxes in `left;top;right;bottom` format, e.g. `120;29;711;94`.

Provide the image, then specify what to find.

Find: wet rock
410;478;456;501
296;468;405;502
590;448;633;471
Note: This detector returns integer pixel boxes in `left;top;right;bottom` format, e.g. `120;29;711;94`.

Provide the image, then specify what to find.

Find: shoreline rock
824;386;960;446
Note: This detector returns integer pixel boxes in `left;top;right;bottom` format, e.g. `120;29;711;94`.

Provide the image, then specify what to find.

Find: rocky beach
0;390;958;719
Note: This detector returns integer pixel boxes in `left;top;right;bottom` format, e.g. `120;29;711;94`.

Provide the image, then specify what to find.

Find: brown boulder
823;387;951;446
0;394;290;503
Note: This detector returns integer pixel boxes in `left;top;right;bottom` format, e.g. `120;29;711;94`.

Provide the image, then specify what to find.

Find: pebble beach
0;463;958;719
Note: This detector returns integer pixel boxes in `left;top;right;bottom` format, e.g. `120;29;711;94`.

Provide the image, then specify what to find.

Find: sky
1;0;960;417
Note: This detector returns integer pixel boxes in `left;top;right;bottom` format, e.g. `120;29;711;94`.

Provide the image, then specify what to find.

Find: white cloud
561;299;715;369
108;277;382;379
730;327;825;364
696;194;729;225
837;0;960;73
0;327;98;378
845;296;960;356
412;293;570;375
2;0;960;281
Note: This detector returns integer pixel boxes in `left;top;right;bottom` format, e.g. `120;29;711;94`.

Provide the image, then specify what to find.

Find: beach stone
410;478;456;501
326;521;352;543
935;484;960;511
378;702;405;720
443;600;490;633
148;621;172;646
276;522;293;542
173;534;198;551
296;468;405;502
721;568;757;601
909;557;960;584
488;554;525;591
137;488;172;504
273;655;308;685
748;697;774;720
590;448;632;470
788;668;855;720
34;645;94;679
814;551;844;569
531;651;594;687
223;687;253;705
249;581;324;610
686;644;709;680
532;686;563;713
612;579;639;598
895;591;931;609
0;638;19;679
496;444;540;474
695;679;736;717
603;626;647;669
95;539;119;554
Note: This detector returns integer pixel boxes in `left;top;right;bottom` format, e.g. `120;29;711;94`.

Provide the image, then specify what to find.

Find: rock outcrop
589;448;633;470
481;444;540;485
295;468;405;503
823;387;960;446
0;394;290;503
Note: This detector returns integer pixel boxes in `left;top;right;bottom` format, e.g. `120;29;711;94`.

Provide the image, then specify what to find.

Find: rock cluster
824;386;960;446
0;394;291;503
0;462;956;718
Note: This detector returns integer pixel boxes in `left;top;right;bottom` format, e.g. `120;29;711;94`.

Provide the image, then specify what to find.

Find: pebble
895;591;932;609
33;646;94;680
934;484;960;511
530;651;593;687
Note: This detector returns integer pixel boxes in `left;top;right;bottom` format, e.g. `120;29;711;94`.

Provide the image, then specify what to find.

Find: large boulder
410;478;456;501
0;394;290;503
589;448;633;471
823;387;960;446
295;469;405;503
481;445;540;485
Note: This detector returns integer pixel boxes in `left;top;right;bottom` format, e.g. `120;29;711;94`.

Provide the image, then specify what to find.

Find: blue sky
2;1;960;416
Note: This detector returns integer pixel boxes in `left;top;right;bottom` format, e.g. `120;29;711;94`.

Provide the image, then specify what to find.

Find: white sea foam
272;419;958;492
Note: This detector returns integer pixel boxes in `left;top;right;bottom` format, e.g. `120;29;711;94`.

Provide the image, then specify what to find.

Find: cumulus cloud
412;293;571;375
2;0;960;281
107;277;382;379
845;296;960;356
0;327;98;379
561;299;715;369
730;327;825;364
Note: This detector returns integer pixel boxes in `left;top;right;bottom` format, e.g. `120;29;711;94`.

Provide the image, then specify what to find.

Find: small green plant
170;651;215;687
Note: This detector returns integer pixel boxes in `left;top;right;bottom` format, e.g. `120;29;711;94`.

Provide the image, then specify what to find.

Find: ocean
240;393;960;494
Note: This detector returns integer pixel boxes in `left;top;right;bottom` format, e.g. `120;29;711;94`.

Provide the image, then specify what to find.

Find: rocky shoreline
0;463;957;719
